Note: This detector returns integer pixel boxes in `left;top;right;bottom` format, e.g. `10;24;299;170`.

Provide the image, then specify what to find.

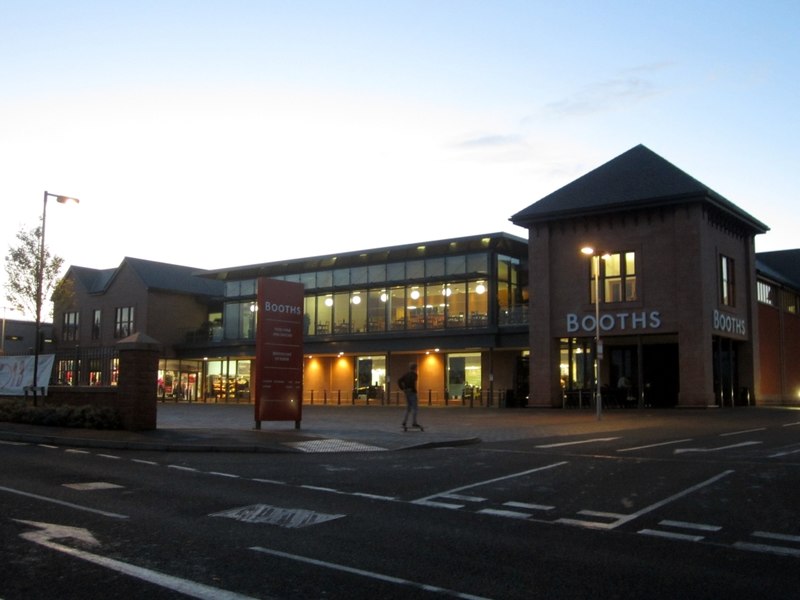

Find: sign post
254;278;304;429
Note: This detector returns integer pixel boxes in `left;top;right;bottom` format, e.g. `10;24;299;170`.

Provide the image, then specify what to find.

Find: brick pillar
116;333;162;431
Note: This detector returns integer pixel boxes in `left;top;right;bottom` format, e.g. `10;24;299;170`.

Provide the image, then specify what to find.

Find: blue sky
2;1;798;317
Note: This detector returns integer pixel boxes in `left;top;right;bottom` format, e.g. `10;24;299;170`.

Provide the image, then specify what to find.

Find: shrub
0;400;123;430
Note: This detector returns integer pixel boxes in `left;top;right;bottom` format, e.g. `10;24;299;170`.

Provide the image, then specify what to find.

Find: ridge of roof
510;144;768;233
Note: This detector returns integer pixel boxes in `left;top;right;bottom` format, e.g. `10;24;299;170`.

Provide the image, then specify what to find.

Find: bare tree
4;225;64;321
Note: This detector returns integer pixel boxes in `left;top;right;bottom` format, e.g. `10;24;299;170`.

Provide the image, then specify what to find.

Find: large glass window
445;281;466;327
350;290;367;333
720;255;735;307
223;301;256;340
62;311;79;342
603;252;637;302
304;296;316;335
447;353;482;402
388;286;406;330
317;295;333;334
355;355;386;400
114;306;134;338
367;289;387;332
407;285;425;329
425;283;446;329
497;255;528;325
468;280;489;327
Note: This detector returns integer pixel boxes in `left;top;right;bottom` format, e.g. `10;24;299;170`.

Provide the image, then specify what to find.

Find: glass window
425;283;446;329
426;258;445;278
355;355;386;401
387;262;405;281
91;309;101;340
368;264;386;283
468;280;489;327
602;252;636;303
351;267;368;285
446;255;466;275
407;285;425;329
62;311;79;342
114;306;134;338
445;281;466;328
333;268;350;287
350;290;367;333
447;353;482;402
316;270;333;288
757;281;775;305
406;260;424;280
223;301;256;340
388;286;406;330
317;295;333;334
467;253;489;274
720;255;735;307
300;272;316;290
304;296;316;335
367;289;388;332
333;291;350;333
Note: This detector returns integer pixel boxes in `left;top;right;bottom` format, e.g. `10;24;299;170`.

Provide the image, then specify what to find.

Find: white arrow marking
674;441;762;454
16;520;258;600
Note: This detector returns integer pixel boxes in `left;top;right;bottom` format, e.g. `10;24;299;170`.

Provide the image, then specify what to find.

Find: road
2;410;799;599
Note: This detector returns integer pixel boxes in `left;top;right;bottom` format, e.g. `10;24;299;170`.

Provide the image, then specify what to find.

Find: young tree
4;224;65;321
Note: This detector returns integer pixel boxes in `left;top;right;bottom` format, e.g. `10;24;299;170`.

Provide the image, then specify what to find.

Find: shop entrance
642;344;679;407
713;336;740;406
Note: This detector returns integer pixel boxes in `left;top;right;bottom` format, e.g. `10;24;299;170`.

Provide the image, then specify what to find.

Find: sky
2;1;799;319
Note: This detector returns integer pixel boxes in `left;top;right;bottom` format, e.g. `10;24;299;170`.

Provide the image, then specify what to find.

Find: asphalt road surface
2;409;799;599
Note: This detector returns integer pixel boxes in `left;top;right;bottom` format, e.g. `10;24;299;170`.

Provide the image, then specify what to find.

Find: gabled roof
510;144;769;233
757;249;800;290
65;258;224;297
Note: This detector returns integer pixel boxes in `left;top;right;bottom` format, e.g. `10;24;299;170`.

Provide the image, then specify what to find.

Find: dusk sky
2;1;798;318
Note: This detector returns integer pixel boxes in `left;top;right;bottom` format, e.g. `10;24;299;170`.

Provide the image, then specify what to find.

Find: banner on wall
0;354;55;396
254;278;304;428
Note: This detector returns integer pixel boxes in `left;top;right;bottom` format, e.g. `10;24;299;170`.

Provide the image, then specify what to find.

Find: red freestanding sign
254;277;304;429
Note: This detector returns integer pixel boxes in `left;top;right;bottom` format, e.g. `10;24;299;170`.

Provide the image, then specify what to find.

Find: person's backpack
397;372;409;391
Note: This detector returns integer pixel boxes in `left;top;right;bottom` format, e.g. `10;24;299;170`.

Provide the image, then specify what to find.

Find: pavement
1;402;796;453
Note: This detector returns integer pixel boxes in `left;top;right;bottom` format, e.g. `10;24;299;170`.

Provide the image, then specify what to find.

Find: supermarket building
52;145;800;408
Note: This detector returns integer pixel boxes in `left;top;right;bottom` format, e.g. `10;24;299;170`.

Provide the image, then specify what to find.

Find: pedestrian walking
398;363;423;431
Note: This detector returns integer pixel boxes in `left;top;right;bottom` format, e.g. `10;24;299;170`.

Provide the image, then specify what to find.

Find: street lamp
31;191;79;403
581;246;607;420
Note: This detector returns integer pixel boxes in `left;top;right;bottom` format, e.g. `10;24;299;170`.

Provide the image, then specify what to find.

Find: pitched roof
510;144;769;233
65;258;224;297
757;249;800;290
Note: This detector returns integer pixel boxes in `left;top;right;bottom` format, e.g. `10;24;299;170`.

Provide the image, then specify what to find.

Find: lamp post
581;246;604;420
31;191;79;404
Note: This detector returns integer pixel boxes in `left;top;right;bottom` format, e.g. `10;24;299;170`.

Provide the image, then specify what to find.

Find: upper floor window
91;309;101;340
757;281;775;306
720;255;735;307
114;306;135;338
589;251;637;304
62;311;79;342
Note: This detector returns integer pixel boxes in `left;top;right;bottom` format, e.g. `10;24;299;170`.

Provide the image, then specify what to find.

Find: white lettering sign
712;309;746;336
566;311;662;334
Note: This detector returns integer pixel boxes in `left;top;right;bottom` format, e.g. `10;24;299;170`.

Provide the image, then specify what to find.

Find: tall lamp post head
30;191;79;403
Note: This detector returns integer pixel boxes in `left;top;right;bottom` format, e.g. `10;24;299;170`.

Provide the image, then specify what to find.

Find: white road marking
733;542;800;557
720;428;766;437
674;441;761;454
557;470;735;530
65;449;90;454
38;444;59;449
781;422;800;428
209;472;239;479
168;465;198;472
412;462;568;506
63;482;123;491
536;438;619;449
638;529;704;542
441;493;486;503
617;439;693;452
752;531;800;544
659;520;721;532
768;447;800;458
477;508;531;520
17;520;257;599
251;545;494;600
0;485;128;519
0;440;28;446
97;454;121;460
503;501;554;512
252;478;286;485
132;459;159;465
211;504;344;528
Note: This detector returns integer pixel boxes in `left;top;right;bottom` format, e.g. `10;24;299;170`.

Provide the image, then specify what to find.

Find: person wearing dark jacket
398;363;423;431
